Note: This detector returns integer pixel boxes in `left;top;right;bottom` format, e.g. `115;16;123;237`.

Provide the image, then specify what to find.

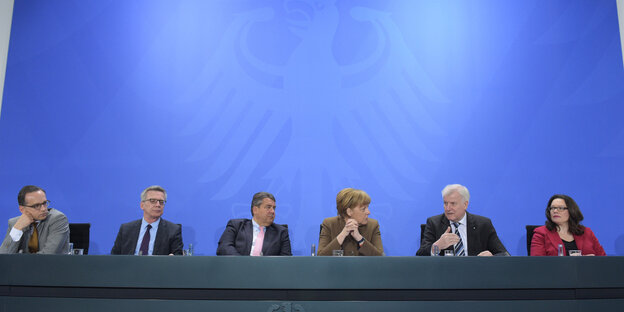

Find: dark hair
18;185;45;206
251;192;275;216
545;194;585;235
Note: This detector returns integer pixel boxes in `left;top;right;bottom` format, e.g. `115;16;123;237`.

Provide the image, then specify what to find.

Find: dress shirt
134;218;160;255
9;221;41;242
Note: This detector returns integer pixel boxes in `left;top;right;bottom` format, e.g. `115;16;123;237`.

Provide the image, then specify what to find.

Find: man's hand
433;226;460;250
477;250;493;257
13;212;34;231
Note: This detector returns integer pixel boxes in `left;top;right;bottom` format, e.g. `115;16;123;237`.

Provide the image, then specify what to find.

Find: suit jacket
216;219;292;256
530;225;606;256
110;218;183;255
317;216;384;256
0;208;69;254
416;212;509;256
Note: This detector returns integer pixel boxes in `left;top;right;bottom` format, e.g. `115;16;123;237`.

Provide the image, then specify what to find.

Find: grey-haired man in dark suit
111;185;183;255
416;184;508;257
0;185;69;254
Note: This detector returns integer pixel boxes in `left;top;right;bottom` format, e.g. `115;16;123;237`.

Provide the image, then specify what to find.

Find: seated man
217;192;291;256
111;185;183;255
416;184;509;256
0;185;69;254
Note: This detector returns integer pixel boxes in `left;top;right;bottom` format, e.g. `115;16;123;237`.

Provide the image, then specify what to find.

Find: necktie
139;224;151;255
28;223;39;253
452;222;465;256
252;227;265;256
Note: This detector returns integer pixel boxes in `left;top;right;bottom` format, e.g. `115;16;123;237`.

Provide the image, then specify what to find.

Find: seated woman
318;188;384;256
530;194;605;256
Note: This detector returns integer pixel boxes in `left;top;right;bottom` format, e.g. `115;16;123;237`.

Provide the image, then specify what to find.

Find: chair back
69;223;91;255
526;225;541;255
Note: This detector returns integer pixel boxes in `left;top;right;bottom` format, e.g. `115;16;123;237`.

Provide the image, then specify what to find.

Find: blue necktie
452;222;465;256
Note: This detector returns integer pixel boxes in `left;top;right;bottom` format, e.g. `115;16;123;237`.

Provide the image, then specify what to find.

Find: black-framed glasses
23;200;50;210
549;206;568;211
144;198;166;205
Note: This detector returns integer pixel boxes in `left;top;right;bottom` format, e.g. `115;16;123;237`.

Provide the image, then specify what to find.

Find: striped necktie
452;222;465;256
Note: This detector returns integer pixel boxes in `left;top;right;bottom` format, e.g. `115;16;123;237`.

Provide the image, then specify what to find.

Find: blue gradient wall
1;0;624;256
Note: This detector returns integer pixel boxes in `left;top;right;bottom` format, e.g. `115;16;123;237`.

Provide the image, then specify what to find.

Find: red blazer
530;225;606;256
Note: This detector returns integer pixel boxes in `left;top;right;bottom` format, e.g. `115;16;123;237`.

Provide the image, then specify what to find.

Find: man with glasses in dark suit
0;185;70;254
111;185;183;255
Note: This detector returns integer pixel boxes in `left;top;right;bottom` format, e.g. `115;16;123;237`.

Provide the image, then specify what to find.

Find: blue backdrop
1;0;624;256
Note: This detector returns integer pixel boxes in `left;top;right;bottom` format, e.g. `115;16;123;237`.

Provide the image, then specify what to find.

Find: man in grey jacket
0;185;69;254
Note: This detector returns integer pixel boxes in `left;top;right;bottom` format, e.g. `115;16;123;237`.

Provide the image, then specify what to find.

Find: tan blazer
318;216;384;256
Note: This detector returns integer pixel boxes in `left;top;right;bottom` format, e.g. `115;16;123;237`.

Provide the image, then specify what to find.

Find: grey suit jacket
110;218;183;255
0;208;70;254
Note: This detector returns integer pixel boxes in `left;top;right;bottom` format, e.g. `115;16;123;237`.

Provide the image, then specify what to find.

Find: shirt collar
252;219;265;231
451;213;467;227
141;217;161;228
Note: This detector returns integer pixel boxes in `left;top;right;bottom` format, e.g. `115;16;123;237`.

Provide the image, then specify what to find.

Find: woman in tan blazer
318;188;384;256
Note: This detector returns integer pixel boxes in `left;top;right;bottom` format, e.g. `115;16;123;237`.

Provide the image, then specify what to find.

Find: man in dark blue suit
111;185;183;255
217;192;291;256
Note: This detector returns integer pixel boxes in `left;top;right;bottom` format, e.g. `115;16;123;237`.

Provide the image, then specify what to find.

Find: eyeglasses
23;200;50;210
144;198;166;205
549;206;568;211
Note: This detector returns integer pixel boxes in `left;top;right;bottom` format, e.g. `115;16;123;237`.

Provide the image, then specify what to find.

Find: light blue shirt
134;218;160;255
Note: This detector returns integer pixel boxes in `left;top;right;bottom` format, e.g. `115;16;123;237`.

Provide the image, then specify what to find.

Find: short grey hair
141;185;167;201
251;192;275;216
441;184;470;202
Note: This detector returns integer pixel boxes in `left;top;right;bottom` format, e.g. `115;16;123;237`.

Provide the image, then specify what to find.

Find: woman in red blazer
530;194;606;256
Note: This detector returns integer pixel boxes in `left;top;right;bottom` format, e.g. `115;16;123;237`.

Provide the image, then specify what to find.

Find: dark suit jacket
530;225;606;256
0;208;69;254
216;219;292;256
317;216;384;256
110;218;183;255
416;212;509;256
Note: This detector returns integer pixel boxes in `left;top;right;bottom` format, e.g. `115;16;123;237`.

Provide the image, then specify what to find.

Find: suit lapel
465;212;478;256
573;232;584;251
438;215;451;253
242;220;253;255
36;211;50;249
262;225;274;255
546;229;562;252
128;220;141;254
153;219;166;255
439;215;450;237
